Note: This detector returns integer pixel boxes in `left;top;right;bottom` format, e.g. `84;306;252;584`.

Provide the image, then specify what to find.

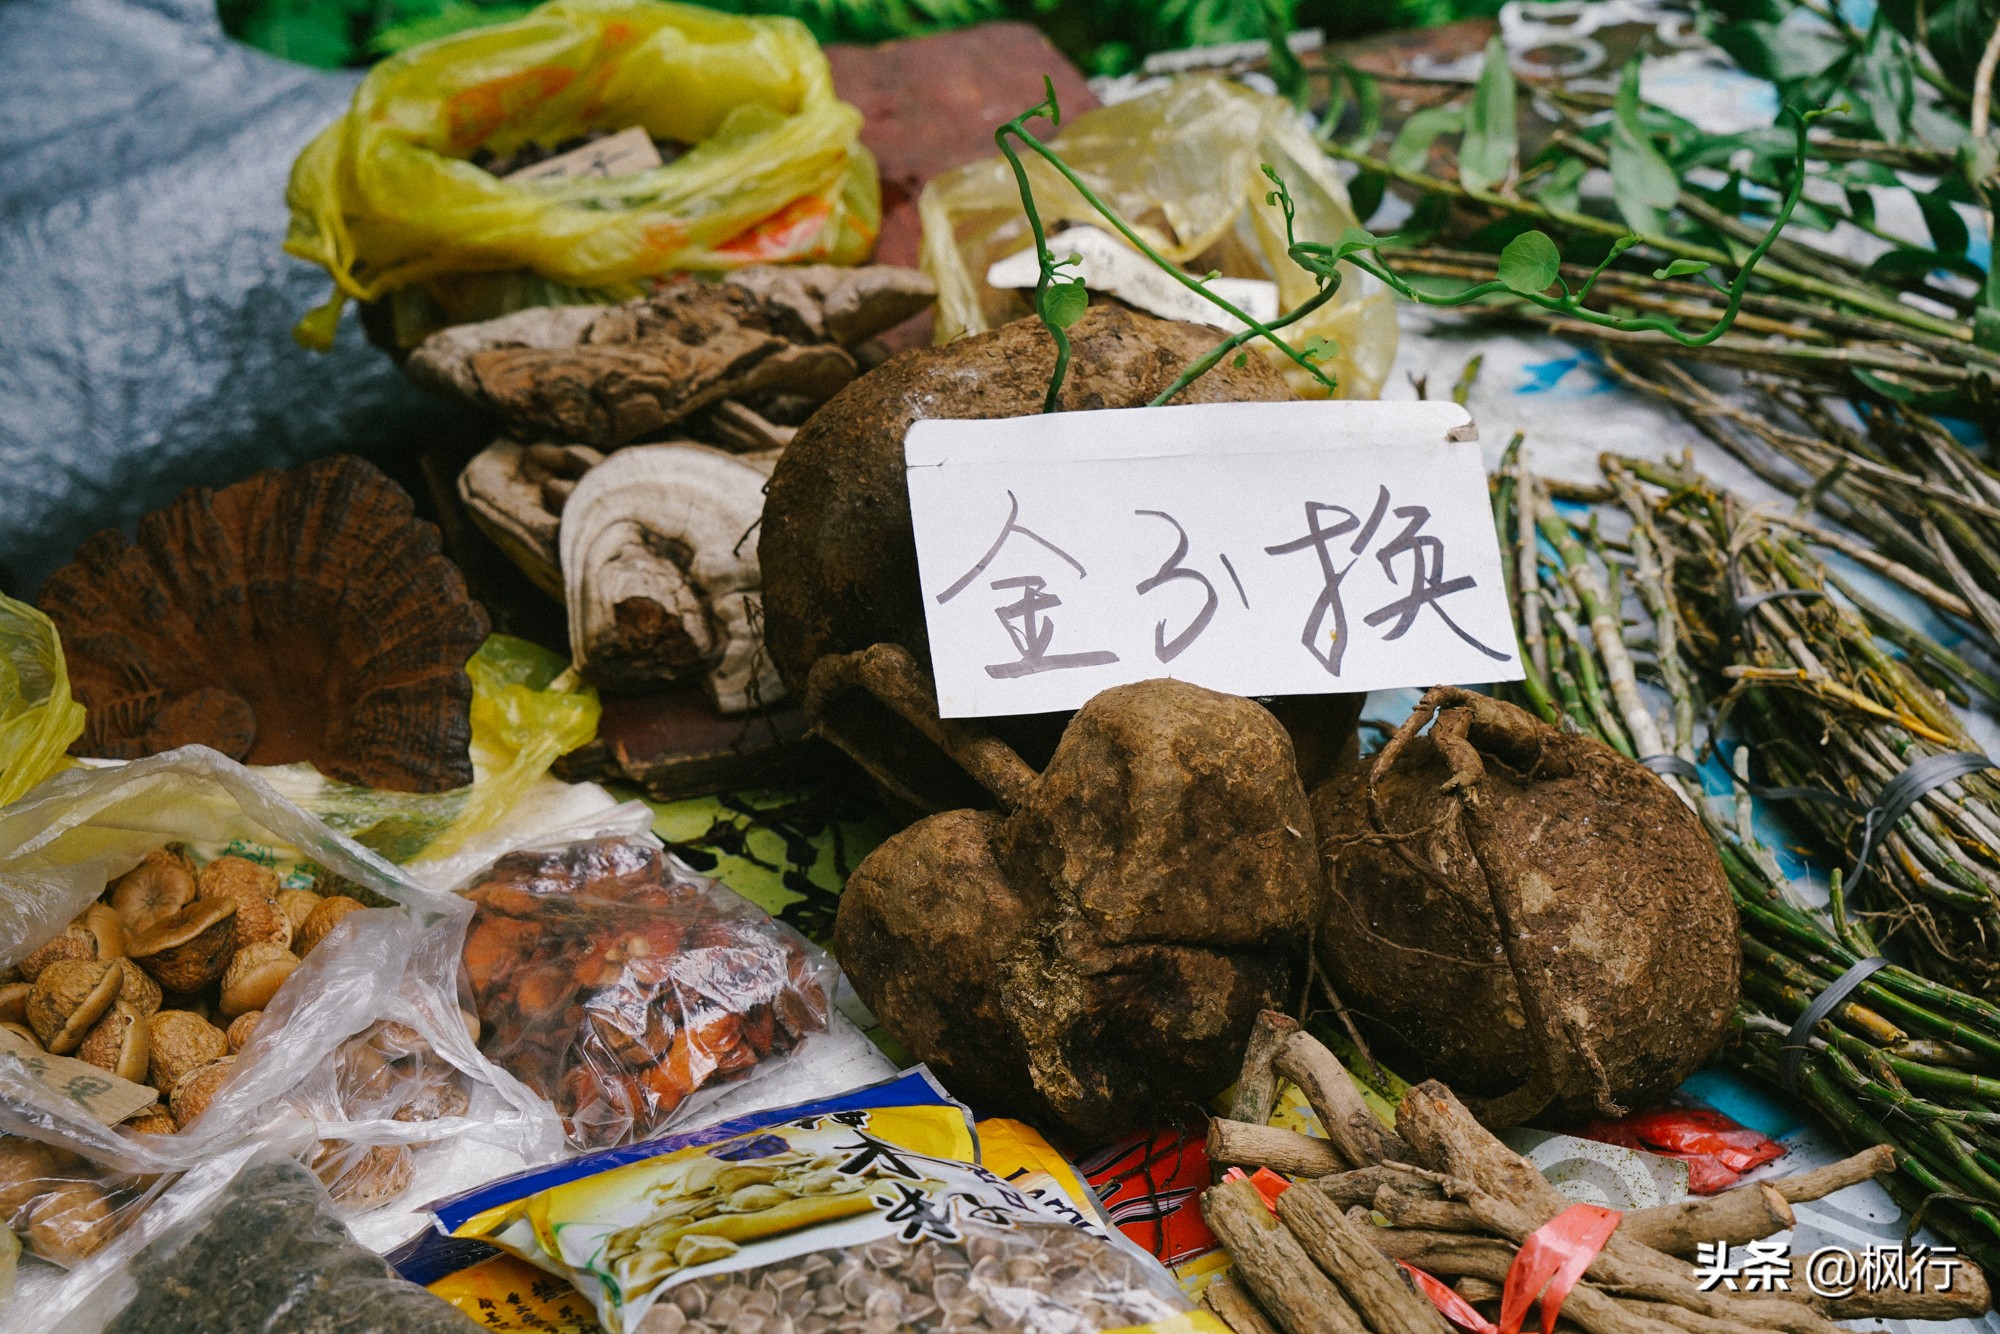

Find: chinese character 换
939;491;1118;679
1133;510;1238;663
1264;485;1508;675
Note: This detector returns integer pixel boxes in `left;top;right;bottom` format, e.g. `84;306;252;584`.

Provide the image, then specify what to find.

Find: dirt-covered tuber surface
1313;688;1737;1126
836;679;1322;1140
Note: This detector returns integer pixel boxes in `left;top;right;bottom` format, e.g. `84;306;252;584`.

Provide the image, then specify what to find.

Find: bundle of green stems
1492;442;2000;1276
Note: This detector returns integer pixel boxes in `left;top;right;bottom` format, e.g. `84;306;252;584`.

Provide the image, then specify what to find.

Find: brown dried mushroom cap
224;1010;261;1054
0;983;26;1026
311;1141;415;1210
77;906;127;960
147;1011;228;1092
26;1181;117;1265
38;455;490;793
296;895;365;955
107;846;197;934
27;960;122;1055
122;1108;177;1136
196;856;279;903
128;898;237;993
364;1020;426;1061
276;888;321;934
0;1137;58;1226
334;1041;399;1106
394;1065;471;1123
18;926;99;984
168;1057;235;1129
110;959;162;1018
225;893;292;953
77;1005;151;1083
219;943;298;1018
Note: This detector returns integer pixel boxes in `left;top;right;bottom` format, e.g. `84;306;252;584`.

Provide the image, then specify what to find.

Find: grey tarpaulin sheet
0;0;460;597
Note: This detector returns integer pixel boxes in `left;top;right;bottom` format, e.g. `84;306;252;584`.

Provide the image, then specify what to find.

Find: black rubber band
1846;750;1997;891
1638;754;1701;782
1782;955;1892;1091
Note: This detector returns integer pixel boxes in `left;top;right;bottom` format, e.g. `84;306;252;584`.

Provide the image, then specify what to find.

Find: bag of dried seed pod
399;1069;1219;1334
0;747;566;1277
458;835;836;1150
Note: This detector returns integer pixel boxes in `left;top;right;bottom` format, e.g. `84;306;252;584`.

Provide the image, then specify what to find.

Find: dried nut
108;846;197;934
0;1137;57;1227
26;1181;117;1265
197;856;280;903
225;893;292;953
168;1057;235;1129
77;906;127;960
365;1020;426;1060
225;1010;261;1054
128;899;237;993
110;959;161;1018
77;1005;151;1083
161;991;219;1026
0;984;26;1026
0;1023;40;1048
147;1011;228;1092
312;1141;415;1209
459;1007;480;1045
295;896;365;955
18;926;99;983
123;1107;177;1135
27;960;122;1055
335;1042;398;1104
276;889;322;934
219;943;299;1018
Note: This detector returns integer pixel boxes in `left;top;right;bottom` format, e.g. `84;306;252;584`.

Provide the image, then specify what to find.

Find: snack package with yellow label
396;1069;1225;1334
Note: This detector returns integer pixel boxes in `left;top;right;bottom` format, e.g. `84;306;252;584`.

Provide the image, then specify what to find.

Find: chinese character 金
939;491;1118;679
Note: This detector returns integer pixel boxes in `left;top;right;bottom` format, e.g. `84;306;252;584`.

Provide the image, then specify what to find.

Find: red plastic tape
1218;1166;1293;1215
1499;1203;1623;1334
1401;1261;1499;1334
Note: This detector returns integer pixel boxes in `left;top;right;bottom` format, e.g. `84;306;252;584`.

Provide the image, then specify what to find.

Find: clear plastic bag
284;0;880;350
0;747;566;1276
459;837;834;1148
0;593;85;809
918;77;1398;401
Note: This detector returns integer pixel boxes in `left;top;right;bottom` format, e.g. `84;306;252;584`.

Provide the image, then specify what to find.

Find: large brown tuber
760;304;1359;810
831;644;1321;1139
1312;687;1737;1125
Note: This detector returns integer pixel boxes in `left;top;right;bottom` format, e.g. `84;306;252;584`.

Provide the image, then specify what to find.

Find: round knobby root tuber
219;943;299;1017
225;1010;261;1054
0;1138;57;1227
169;1058;236;1129
110;959;162;1019
312;1141;415;1210
123;1108;178;1136
27;961;123;1055
836;667;1322;1139
759;305;1360;811
276;889;321;935
77;1005;151;1083
1312;687;1738;1125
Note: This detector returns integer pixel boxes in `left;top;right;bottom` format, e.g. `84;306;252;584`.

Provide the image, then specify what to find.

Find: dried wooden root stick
1202;1273;1281;1334
1273;1029;1411;1166
1362;1227;1704;1334
1229;1010;1304;1127
1208;1119;1346;1177
1315;1165;1444;1206
1618;1146;1895;1255
1790;1250;1990;1319
1203;1178;1369;1334
1274;1185;1451;1334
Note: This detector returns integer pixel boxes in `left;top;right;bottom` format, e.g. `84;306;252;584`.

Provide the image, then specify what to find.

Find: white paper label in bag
985;226;1279;332
905;400;1520;719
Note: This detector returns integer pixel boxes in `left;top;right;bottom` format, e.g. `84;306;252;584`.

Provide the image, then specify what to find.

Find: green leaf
1855;15;1914;145
1459;36;1517;194
1300;335;1340;363
1497;230;1560;294
1388;192;1451;248
1042;277;1088;330
1232;352;1250;368
1608;59;1679;237
1918;189;1970;257
1388;106;1464;176
1347;170;1386;226
1653;258;1713;280
1525;154;1587;214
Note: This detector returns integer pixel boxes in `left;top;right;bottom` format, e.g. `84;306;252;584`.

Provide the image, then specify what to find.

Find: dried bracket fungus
830;644;1321;1139
39;456;489;792
1313;687;1738;1125
759;304;1359;810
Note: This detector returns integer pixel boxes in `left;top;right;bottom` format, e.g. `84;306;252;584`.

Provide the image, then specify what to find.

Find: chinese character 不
939;491;1118;679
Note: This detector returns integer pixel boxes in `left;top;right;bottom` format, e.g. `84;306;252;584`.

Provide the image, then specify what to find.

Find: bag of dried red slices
459;836;835;1149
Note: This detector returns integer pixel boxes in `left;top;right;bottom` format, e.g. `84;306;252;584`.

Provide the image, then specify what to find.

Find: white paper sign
905;400;1521;718
985;226;1280;333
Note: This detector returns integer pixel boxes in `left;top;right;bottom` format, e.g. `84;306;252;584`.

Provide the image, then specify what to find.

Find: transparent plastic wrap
0;594;85;809
459;837;834;1149
283;0;880;350
0;747;565;1287
401;1069;1219;1334
918;78;1397;401
99;1155;485;1333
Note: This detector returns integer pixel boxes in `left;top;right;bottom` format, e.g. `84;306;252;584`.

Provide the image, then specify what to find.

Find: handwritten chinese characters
906;401;1518;718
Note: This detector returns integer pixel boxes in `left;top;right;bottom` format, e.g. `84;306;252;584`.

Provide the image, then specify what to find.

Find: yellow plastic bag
285;0;879;349
264;635;602;868
0;594;84;808
919;78;1397;400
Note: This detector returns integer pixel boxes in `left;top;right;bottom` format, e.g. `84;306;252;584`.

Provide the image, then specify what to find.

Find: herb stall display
1195;1024;1992;1334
